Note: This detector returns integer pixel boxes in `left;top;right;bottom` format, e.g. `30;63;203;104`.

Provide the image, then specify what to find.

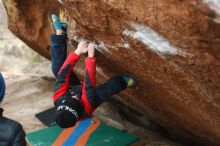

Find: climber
0;73;26;146
50;14;136;128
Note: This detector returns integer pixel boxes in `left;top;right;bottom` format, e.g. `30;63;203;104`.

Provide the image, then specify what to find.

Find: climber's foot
51;14;62;35
122;76;136;87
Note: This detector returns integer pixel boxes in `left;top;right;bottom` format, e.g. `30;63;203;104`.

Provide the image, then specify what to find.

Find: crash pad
35;107;56;126
27;117;139;146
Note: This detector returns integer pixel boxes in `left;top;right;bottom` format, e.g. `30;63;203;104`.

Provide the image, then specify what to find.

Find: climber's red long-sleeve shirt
53;52;96;115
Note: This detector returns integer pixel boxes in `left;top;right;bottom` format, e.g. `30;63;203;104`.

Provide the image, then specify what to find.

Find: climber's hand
75;41;88;55
88;42;95;57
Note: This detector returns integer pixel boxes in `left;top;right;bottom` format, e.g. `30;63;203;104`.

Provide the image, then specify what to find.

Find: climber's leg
94;76;135;106
50;34;67;77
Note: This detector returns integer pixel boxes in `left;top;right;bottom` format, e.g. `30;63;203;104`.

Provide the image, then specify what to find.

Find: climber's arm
53;41;88;102
81;57;96;115
53;52;80;102
81;43;97;115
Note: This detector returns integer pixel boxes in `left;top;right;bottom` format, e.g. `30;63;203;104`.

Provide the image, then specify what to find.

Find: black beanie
55;96;82;128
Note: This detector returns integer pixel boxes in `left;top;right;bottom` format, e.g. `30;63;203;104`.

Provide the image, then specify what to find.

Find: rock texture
2;0;220;145
2;0;60;59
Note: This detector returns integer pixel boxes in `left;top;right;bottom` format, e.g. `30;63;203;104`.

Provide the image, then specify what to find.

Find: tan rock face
3;0;220;145
2;0;60;59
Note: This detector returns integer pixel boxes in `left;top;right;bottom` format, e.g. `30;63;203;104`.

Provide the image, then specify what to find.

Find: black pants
50;34;126;107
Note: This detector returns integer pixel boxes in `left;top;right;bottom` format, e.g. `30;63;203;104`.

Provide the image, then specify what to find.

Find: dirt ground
1;73;54;132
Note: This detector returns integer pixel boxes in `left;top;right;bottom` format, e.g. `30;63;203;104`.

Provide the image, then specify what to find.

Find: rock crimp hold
3;0;220;145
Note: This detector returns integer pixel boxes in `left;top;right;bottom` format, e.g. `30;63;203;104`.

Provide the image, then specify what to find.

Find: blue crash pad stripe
63;117;93;146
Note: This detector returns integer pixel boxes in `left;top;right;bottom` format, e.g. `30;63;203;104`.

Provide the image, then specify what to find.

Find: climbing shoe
51;14;62;30
122;76;136;87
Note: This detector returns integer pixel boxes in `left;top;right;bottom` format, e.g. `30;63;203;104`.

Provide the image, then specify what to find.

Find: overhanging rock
2;0;220;145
